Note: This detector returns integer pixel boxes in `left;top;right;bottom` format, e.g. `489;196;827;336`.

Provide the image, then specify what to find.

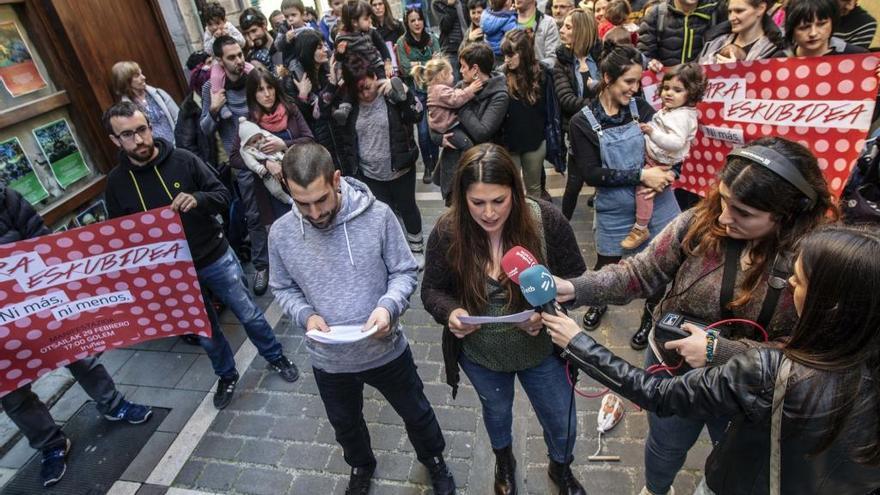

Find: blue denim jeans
459;352;576;463
197;248;283;378
414;89;438;170
643;350;730;494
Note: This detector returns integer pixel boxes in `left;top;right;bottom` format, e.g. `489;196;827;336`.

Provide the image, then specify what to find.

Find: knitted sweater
569;209;799;368
421;200;587;392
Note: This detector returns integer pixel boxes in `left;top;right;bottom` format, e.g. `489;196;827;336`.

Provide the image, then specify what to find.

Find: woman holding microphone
421;143;587;495
541;224;880;494
547;137;836;495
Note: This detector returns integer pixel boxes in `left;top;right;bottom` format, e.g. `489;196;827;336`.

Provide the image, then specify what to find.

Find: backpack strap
770;356;793;495
719;239;744;320
656;1;668;39
756;253;792;330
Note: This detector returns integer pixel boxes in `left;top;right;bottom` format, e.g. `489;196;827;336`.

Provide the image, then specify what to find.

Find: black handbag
842;129;880;224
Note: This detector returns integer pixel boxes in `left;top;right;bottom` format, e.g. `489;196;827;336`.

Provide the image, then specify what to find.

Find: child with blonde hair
412;55;483;150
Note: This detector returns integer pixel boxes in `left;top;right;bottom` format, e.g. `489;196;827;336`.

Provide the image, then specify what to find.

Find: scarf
405;28;430;50
259;103;289;133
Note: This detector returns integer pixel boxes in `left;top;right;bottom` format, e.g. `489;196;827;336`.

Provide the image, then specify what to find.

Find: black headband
727;145;818;205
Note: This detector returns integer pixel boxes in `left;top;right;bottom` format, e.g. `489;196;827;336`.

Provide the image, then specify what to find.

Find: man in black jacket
433;0;470;81
637;0;719;70
0;185;153;488
102;101;299;410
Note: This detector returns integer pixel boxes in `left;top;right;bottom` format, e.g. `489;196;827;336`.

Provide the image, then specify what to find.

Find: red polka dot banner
641;53;880;197
0;207;209;398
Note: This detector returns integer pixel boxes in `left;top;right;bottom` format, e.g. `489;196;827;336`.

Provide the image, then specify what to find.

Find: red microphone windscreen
501;246;538;285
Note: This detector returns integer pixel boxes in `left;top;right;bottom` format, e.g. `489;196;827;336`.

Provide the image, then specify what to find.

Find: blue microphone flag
518;265;557;308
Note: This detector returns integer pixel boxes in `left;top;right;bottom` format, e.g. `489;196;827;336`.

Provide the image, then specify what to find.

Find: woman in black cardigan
421;144;587;495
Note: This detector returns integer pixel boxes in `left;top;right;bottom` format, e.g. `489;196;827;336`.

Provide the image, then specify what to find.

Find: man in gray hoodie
268;142;455;495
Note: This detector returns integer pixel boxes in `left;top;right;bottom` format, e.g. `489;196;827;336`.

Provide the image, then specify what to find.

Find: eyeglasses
115;124;151;142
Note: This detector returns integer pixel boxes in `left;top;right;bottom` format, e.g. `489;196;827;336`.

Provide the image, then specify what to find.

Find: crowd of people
2;0;880;493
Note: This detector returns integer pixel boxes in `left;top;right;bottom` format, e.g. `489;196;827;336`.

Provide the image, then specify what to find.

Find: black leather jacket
564;333;880;494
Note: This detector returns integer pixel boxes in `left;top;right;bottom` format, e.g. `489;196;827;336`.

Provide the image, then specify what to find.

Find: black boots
548;459;587;495
630;302;656;351
425;456;457;494
345;466;374;495
493;445;517;495
582;305;607;330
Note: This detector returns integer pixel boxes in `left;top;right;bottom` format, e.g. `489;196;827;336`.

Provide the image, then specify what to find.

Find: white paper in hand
306;324;379;344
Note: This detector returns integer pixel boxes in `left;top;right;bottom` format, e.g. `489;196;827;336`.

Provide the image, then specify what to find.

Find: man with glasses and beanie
101;101;300;410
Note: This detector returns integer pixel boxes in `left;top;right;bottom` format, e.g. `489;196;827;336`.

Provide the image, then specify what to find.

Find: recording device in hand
501;245;539;284
654;312;708;343
518;265;560;316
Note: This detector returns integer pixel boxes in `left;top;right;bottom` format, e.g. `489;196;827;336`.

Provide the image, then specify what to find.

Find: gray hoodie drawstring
343;222;354;266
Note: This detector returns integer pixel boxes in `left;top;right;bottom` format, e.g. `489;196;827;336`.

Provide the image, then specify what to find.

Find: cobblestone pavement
0;168;711;495
171;171;711;495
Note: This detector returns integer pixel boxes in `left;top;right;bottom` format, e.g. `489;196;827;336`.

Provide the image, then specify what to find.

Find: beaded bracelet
705;329;719;364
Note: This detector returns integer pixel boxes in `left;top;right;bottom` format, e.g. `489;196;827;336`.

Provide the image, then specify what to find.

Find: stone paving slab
170;171;709;495
1;167;711;494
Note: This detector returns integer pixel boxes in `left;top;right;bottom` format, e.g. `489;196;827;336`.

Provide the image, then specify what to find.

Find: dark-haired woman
568;44;678;348
771;0;866;57
555;8;600;219
421;143;587;495
501;29;547;198
698;0;785;64
544;223;880;494
396;7;442;183
551;136;838;495
332;55;426;265
230;68;313;258
289;30;342;169
372;0;406;43
435;42;509;203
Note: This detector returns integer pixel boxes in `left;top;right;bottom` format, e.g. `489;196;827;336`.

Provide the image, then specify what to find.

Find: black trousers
357;167;422;236
313;346;446;469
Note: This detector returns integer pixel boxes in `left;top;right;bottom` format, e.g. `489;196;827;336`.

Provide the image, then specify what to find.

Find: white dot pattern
0;208;209;397
640;54;879;197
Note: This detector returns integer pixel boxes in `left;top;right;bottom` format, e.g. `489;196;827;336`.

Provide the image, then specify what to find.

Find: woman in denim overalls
568;45;679;346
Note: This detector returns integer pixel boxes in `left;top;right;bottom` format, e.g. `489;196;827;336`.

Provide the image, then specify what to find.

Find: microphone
501;246;539;284
518;264;559;316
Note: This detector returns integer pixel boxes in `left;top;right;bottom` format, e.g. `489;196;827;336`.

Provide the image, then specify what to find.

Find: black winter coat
0;185;48;245
376;20;405;45
331;90;423;177
174;93;218;171
433;0;467;55
553;45;600;134
288;67;343;171
637;0;720;67
565;334;880;495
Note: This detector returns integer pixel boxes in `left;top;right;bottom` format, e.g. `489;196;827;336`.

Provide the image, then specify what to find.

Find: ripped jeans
459;353;576;463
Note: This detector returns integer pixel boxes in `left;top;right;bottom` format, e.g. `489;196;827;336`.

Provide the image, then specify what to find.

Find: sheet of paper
458;310;536;325
306;324;378;344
